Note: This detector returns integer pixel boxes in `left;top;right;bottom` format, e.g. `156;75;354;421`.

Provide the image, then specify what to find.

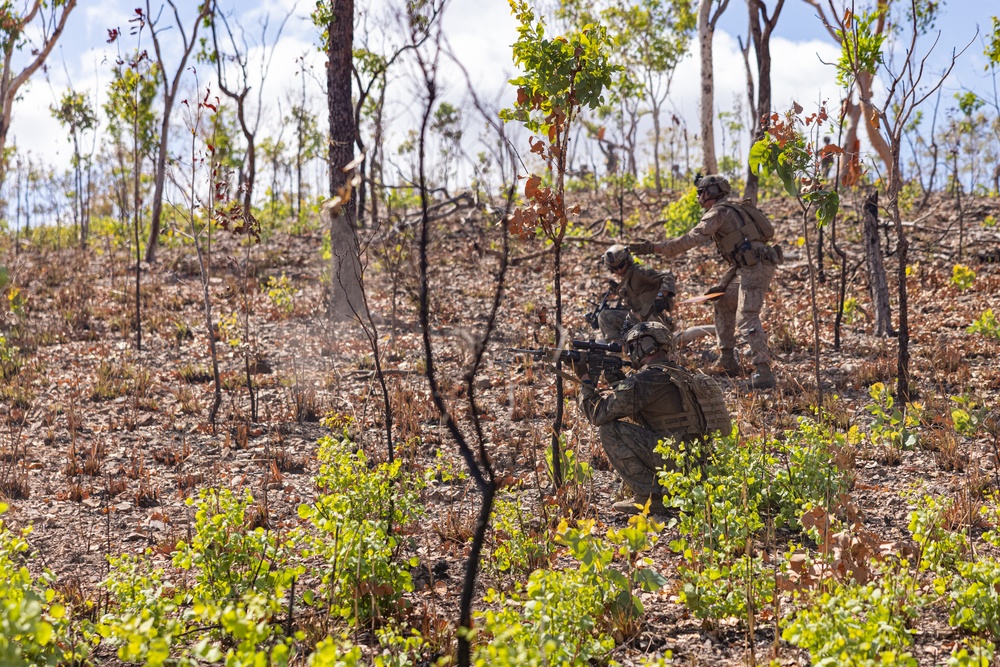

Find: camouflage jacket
657;197;777;267
579;362;730;439
618;264;676;319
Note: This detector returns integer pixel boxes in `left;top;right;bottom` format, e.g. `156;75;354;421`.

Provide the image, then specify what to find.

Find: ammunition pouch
730;242;782;268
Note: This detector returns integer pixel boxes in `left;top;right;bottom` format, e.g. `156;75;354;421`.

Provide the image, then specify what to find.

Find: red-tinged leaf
516;87;529;106
793;101;803;114
841;141;862;187
869;109;880;130
597;126;606;141
525;174;541;199
819;143;843;156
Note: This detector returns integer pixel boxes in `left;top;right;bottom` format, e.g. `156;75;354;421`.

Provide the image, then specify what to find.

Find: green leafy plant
947;640;995;667
967;309;1000;340
940;556;1000;639
265;272;297;315
659;185;702;237
782;564;920;666
659;425;850;627
172;488;294;602
473;514;665;664
861;382;920;461
951;263;977;290
842;296;860;324
486;491;553;579
0;503;90;666
544;439;592;487
296;435;423;623
908;494;969;573
0;333;21;380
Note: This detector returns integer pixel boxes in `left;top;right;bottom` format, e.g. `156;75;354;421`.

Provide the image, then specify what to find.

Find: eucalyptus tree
314;0;366;321
287;98;324;223
741;0;786;204
836;0;959;403
50;89;98;247
559;0;696;192
802;0;914;181
698;0;731;174
0;0;78;192
431;101;462;193
502;0;618;491
350;4;445;226
105;38;160;351
206;0;295;222
144;0;212;264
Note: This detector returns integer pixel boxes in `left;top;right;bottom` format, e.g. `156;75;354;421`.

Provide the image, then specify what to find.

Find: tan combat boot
612;495;668;516
716;349;742;376
749;363;776;390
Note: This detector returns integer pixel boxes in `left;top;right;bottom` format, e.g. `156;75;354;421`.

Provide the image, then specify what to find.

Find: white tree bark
0;0;78;191
698;0;719;174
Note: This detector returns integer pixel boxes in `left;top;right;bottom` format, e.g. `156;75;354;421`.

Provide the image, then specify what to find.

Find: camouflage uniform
656;196;780;369
578;362;731;498
597;263;677;343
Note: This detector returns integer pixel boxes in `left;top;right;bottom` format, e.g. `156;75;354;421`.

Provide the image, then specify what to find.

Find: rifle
584;280;619;330
509;339;632;378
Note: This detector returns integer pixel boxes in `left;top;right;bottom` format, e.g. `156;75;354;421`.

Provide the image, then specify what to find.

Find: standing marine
629;175;781;390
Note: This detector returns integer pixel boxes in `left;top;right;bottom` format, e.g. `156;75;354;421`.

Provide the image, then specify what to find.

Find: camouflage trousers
598;308;673;343
597;421;680;497
713;261;776;366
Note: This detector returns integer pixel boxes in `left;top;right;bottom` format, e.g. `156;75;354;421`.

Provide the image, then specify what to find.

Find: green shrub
659;186;702;237
782;567;921;666
0;503;91;665
952;264;977;290
659;423;851;626
486;491;553;580
297;436;424;623
473;514;665;665
967;309;1000;340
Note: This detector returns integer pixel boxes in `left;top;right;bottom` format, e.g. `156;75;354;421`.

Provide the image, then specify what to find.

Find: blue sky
8;0;998;181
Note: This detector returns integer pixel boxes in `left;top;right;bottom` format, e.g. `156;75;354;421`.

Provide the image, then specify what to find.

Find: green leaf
634;567;668;592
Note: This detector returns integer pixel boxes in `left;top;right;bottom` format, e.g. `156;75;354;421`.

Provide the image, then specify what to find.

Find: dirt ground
2;189;999;664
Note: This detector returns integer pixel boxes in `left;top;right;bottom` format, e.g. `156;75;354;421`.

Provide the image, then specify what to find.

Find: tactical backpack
643;363;732;438
718;199;775;243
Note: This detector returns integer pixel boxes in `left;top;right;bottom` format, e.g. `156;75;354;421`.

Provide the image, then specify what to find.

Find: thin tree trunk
326;0;367;322
863;191;894;337
146;0;209;264
698;0;728;174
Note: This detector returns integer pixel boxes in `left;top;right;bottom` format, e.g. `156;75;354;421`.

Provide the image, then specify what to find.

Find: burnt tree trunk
326;0;367;322
863;191;894;337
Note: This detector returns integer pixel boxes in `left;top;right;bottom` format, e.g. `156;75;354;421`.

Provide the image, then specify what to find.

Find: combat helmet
603;244;633;271
623;321;674;364
695;174;731;200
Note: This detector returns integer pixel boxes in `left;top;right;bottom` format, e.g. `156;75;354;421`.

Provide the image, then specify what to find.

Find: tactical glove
628;239;655;255
653;294;670;314
706;285;727;296
604;367;627;385
570;353;590;378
